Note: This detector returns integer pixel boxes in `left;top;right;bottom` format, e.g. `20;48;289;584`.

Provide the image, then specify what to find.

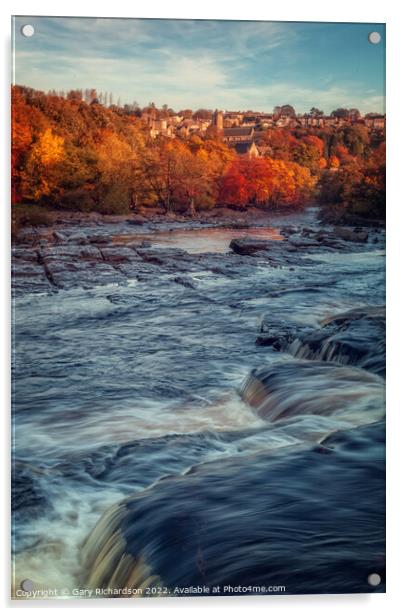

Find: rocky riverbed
12;206;385;597
12;207;383;296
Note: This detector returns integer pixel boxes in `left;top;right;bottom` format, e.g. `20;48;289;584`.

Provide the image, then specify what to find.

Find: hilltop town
45;88;386;158
141;105;385;158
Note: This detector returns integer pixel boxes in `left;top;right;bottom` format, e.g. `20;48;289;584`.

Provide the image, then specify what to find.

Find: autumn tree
21;128;65;202
273;104;296;118
67;89;83;103
317;143;385;219
331;108;350;119
193;109;213;120
259;129;298;161
138;140;180;213
171;147;210;215
219;158;315;210
309;107;324;117
291;140;322;175
11;88;33;202
341;124;369;157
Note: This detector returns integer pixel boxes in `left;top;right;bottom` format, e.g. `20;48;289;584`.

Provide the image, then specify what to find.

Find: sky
12;17;385;114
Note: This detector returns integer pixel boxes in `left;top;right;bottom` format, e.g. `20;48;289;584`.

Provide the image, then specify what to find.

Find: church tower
212;109;224;131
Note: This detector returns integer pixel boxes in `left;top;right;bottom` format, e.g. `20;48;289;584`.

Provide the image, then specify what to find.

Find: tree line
11;86;385;219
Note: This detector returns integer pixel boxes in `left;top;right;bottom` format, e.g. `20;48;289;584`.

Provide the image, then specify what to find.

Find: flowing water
12;208;386;597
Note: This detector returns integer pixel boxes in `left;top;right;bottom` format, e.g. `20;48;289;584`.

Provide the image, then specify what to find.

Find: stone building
233;141;260;158
364;114;386;130
212;109;224;131
223;126;254;143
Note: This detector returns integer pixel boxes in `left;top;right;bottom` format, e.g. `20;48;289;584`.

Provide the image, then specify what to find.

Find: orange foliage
219;158;315;209
328;155;340;169
335;145;355;164
302;135;325;156
21;129;65;201
11;89;33;202
11;85;384;216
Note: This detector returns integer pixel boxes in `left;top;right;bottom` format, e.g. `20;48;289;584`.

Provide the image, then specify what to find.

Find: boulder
333;227;368;243
229;237;276;255
281;306;385;376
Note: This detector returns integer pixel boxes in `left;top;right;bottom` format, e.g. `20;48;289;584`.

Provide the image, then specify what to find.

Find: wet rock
320;305;385;327
37;244;127;289
255;334;282;348
53;230;67;243
12;262;54;295
284;306;385;376
115;261;161;280
314;231;327;242
100;246;142;263
289;237;320;248
229;237;278;255
173;276;196;289
14;227;44;245
256;317;297;351
12;248;54;294
88;234;111;245
67;231;88;245
12;248;39;262
301;227;317;237
333;227;368;243
48;261;126;290
40;244;103;263
280;225;298;236
135;247;200;273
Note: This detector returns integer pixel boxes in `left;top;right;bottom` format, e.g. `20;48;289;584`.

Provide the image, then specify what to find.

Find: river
12;207;386;597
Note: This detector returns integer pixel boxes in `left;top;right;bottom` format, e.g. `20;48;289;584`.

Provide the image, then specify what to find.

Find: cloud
13;17;385;114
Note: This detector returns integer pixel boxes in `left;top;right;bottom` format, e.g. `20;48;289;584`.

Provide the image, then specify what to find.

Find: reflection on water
12;213;385;597
113;226;283;253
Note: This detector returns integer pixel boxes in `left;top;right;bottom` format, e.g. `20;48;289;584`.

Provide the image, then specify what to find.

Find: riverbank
12;201;385;244
12;203;303;240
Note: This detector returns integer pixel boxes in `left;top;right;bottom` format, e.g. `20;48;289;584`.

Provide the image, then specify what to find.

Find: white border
1;1;401;614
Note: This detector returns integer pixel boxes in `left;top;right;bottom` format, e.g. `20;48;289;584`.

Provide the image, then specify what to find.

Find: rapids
12;207;385;597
